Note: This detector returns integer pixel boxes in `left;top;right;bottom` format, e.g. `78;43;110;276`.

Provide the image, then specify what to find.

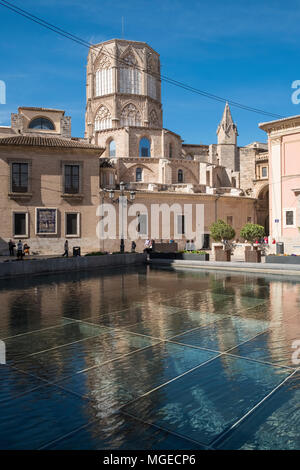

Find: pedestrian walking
8;239;15;256
62;240;69;257
131;241;136;253
16;240;23;260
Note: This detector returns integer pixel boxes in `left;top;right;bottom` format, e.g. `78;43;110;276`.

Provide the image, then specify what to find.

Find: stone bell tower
85;39;163;142
216;102;238;171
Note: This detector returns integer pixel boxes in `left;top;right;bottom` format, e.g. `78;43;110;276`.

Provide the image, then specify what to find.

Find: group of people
184;240;196;251
8;239;30;260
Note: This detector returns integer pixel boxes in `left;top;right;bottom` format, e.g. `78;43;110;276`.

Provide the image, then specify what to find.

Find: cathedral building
0;39;270;255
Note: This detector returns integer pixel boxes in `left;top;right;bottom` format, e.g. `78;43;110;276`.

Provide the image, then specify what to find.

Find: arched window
169;143;173;158
136;167;142;182
109;140;116;157
120;104;141;127
95;55;113;96
95;106;112;131
119;54;142;95
178;169;183;183
149;109;158;127
139;138;151;157
28;117;54;130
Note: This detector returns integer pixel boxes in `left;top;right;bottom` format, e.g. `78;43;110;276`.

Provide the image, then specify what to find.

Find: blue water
0;266;299;449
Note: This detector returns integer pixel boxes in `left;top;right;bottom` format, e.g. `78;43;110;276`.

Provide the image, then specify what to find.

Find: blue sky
1;0;300;145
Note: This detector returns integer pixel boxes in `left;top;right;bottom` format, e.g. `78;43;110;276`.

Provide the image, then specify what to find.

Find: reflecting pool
0;266;299;449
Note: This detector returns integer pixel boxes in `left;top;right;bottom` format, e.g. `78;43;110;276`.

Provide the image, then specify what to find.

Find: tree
240;223;265;248
210;219;235;249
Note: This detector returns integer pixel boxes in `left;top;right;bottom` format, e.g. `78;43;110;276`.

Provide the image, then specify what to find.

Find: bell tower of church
85;39;163;142
216;103;238;170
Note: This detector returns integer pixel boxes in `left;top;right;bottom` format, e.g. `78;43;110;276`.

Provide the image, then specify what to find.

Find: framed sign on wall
36;208;57;235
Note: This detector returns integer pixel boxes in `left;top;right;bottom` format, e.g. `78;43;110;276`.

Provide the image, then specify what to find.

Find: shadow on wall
0;237;9;256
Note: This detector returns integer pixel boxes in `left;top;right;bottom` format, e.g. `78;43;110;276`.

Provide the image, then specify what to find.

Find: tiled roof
0;135;104;150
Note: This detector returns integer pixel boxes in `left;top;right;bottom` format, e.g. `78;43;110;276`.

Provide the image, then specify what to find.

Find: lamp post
109;182;136;253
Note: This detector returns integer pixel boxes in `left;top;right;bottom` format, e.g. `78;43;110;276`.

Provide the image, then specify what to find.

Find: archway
257;185;269;236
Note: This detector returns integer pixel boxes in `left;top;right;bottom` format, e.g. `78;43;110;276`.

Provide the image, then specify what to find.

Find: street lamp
108;182;135;253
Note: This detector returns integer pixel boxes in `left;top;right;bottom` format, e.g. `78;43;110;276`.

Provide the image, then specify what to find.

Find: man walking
62;240;69;257
16;240;23;260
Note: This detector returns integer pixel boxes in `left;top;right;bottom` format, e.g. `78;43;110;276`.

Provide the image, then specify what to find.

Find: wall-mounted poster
36;208;57;234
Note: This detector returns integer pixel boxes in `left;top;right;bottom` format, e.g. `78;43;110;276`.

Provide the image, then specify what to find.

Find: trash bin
276;242;284;255
73;246;81;257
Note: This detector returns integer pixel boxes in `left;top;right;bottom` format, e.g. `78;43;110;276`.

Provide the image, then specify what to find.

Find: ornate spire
217;102;238;144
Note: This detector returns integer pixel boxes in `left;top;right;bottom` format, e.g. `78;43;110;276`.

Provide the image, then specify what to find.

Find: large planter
149;252;209;261
214;246;231;262
266;255;300;265
245;247;262;263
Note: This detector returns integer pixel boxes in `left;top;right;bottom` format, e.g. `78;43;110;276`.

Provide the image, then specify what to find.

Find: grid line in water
210;367;299;449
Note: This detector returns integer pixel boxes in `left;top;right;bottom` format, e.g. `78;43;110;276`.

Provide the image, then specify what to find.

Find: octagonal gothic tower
85;39;163;142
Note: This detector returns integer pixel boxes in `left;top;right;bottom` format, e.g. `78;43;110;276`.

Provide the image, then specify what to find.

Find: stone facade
260;116;300;254
0;39;272;254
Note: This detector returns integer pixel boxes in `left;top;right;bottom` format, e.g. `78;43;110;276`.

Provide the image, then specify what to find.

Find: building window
28;117;55;130
169;143;173;158
11;162;29;193
232;177;236;188
227;216;233;226
137;213;147;235
136;167;142;182
95;68;113;96
147;74;156;100
177;214;185;235
178;169;183;183
139;138;151;157
247;216;252;223
66;213;80;237
119;67;142;95
95;105;112;131
262;166;268;178
284;208;296;228
109;140;116;157
13;212;28;237
120;103;141;127
64;165;80;194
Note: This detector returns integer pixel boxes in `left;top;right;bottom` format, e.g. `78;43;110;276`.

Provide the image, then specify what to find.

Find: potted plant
240;223;265;263
210;219;235;261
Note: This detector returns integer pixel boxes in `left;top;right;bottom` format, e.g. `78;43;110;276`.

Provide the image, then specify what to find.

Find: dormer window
28;117;55;130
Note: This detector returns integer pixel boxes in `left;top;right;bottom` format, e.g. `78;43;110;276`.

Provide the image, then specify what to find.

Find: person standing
8;239;15;257
144;239;151;254
131;241;136;253
62;240;69;257
23;243;30;256
16;240;23;260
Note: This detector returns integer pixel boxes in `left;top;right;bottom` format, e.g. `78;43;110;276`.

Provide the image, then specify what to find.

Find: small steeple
217;102;238;145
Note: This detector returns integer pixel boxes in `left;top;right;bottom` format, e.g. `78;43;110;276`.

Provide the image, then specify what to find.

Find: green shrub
210;219;235;243
240;223;265;245
85;251;107;256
